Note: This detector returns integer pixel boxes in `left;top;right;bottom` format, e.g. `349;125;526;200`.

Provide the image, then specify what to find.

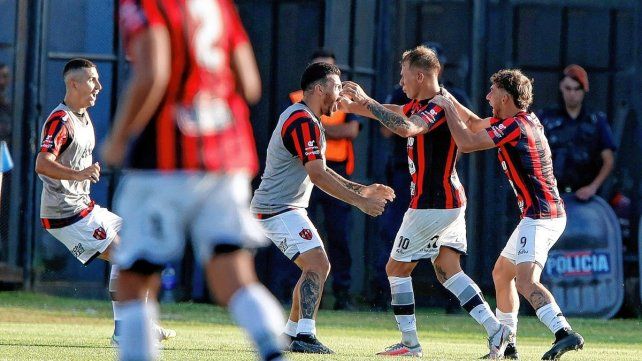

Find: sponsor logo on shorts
93;227;107;240
278;239;288;253
299;228;313;240
72;243;85;258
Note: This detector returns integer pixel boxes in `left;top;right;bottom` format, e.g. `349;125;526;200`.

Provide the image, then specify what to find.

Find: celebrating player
340;45;513;359
251;61;394;354
433;69;585;360
101;1;287;360
35;58;174;347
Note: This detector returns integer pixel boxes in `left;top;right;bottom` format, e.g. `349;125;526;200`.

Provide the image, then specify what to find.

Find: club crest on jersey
299;228;313;240
93;227;107;240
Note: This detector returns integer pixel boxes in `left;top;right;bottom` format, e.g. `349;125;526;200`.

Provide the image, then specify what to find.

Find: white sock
285;319;298;337
536;302;571;334
389;276;419;347
296;318;316;335
229;284;287;360
109;265;122;337
496;309;518;335
443;271;500;337
118;300;158;361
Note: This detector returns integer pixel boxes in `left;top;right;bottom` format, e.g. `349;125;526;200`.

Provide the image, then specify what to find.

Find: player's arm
442;88;491;133
231;42;261;105
305;160;391;217
340;81;426;137
323;120;360;140
35;153;100;183
101;25;171;166
432;95;496;152
576;148;615;200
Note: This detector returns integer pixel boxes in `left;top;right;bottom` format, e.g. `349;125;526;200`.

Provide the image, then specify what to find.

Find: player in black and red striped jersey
341;46;511;359
434;69;584;360
102;1;287;360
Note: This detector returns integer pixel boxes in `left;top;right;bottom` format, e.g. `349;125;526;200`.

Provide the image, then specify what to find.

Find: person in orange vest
289;49;361;310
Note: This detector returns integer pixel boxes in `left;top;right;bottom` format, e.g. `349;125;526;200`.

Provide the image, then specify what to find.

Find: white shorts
114;171;267;269
256;208;324;261
501;217;567;267
390;207;467;263
46;205;122;265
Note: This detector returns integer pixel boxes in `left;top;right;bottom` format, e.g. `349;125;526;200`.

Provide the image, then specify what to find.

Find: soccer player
433;69;585;360
339;45;512;359
101;1;287;360
35;58;174;346
251;61;394;354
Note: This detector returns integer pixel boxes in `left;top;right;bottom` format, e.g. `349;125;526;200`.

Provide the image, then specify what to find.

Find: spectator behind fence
289;49;361;310
371;42;472;311
538;64;616;201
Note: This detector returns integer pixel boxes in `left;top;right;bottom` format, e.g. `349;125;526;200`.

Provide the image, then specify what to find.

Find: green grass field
0;291;640;360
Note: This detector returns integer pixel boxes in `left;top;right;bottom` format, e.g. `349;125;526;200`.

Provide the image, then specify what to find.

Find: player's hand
341;81;372;106
100;137;127;168
431;94;454;110
362;183;395;202
337;96;353;113
76;162;101;183
356;195;387;217
575;184;597;201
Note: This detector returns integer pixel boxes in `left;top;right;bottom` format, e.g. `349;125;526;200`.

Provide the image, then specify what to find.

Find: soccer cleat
487;324;515;359
376;342;423;357
480;342;519;359
155;325;177;342
289;333;334;354
541;329;584;360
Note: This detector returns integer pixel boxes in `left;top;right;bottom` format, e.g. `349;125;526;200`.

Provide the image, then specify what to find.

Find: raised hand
341;81;372;106
431;94;455;110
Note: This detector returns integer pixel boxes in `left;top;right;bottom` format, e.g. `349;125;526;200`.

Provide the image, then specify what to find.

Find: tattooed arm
326;167;365;195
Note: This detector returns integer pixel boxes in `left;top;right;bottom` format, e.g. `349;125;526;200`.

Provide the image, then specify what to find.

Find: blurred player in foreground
102;1;287;360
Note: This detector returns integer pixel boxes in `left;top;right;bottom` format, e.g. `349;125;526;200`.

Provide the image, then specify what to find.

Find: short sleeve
486;116;522;147
414;103;446;132
40;112;71;156
281;111;323;164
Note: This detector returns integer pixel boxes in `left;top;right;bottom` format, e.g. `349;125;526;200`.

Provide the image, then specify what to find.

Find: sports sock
389;276;419;347
496;309;518;335
118;300;158;361
443;271;500;337
535;301;571;334
229;283;287;361
285;319;298;338
296;318;316;336
109;265;122;337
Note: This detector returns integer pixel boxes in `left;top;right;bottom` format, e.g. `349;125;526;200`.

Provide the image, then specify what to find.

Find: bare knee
493;258;516;286
432;250;462;284
300;255;330;279
385;258;414;277
514;277;537;297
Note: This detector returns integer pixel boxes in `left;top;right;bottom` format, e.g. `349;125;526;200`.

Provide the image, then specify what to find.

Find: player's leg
433;248;512;359
489;256;520;359
512;218;583;360
206;247;287;361
376;257;423;357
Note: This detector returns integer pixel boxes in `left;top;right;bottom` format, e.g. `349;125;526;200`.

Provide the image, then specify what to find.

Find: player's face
320;74;342;117
559;76;585;108
73;67;102;108
486;84;508;118
399;62;420;99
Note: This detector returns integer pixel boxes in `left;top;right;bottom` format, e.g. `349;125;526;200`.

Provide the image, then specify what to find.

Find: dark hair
300;62;341;91
401;45;440;72
490;69;534;109
63;58;96;77
309;48;336;62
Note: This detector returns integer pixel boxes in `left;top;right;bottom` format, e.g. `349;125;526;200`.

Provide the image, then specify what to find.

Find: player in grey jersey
35;58;174;346
251;62;395;354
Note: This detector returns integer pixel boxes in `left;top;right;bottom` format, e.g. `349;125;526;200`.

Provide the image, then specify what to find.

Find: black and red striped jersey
404;99;466;209
281;108;323;165
486;112;565;219
119;0;258;173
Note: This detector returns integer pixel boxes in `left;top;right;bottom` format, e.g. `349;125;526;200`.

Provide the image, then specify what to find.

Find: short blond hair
401;45;441;72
